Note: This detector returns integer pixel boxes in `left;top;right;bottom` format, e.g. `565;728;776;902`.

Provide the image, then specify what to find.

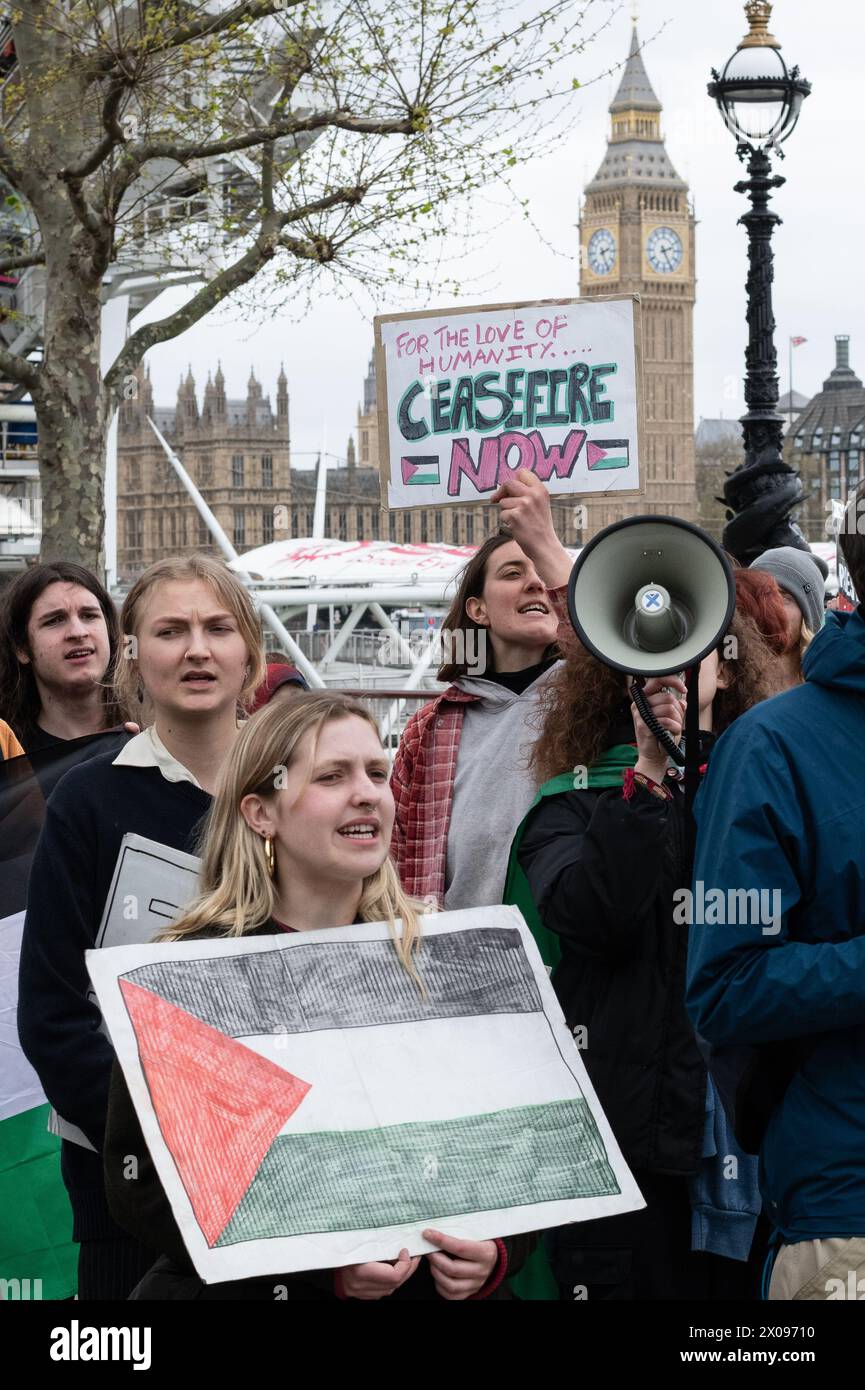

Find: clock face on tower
646;226;684;274
587;228;617;276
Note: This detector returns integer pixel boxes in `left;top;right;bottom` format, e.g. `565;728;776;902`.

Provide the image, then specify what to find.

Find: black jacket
105;922;533;1300
17;749;211;1239
517;774;707;1177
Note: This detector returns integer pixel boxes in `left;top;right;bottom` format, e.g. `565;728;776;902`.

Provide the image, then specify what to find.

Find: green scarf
503;743;638;971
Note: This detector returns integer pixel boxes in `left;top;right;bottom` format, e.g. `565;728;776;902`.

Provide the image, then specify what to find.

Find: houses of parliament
116;23;697;581
116;356;529;583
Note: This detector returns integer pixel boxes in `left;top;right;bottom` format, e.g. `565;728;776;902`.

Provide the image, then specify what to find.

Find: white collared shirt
112;726;202;789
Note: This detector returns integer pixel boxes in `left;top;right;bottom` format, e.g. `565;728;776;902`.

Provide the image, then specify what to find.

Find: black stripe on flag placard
122;927;541;1037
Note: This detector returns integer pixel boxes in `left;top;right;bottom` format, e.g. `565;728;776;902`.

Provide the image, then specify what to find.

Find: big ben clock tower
579;21;697;535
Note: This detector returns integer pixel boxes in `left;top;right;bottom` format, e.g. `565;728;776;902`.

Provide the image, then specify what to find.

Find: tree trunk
12;7;110;571
32;231;108;570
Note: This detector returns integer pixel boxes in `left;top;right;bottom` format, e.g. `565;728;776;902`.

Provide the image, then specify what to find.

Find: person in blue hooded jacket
686;506;865;1302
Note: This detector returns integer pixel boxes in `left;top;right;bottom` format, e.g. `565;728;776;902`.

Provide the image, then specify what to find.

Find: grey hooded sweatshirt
443;663;561;910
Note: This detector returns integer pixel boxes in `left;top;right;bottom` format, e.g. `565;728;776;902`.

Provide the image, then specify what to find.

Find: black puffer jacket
517;770;708;1177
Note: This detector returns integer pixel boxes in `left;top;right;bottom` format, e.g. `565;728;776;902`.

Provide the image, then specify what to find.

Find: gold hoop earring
263;835;276;879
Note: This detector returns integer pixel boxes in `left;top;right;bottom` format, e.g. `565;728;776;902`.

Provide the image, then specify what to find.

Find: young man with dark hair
0;562;125;749
686;481;865;1301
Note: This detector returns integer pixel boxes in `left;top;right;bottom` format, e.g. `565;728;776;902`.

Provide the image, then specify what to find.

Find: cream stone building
117;364;290;581
578;23;698;537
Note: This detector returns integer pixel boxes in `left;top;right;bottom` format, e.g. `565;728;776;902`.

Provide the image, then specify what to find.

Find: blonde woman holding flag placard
103;693;535;1300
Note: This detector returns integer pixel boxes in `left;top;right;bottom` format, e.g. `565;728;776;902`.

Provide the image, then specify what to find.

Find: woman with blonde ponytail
105;692;534;1302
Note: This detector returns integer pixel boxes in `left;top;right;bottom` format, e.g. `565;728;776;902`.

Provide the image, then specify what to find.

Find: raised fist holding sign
490;470;573;591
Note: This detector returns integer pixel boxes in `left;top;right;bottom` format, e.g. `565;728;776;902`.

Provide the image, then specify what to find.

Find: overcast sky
138;0;863;467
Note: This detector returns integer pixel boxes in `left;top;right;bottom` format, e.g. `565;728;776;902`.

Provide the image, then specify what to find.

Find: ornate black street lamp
709;0;811;563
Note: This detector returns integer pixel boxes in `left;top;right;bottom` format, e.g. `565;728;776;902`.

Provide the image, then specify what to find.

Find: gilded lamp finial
739;1;781;49
630;0;639;23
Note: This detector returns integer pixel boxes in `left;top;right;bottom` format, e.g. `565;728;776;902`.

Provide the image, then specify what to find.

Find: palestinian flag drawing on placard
401;455;441;486
88;910;643;1282
0;733;125;1300
586;438;630;471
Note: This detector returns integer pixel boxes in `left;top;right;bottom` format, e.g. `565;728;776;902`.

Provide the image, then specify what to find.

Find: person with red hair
250;654;309;713
734;556;823;693
733;571;789;654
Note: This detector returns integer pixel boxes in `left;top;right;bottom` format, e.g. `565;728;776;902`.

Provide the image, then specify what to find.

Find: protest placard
375;295;644;511
88;906;643;1282
50;833;202;1151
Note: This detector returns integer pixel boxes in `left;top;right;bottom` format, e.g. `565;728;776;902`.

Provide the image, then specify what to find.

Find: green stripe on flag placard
218;1098;618;1245
407;471;439;486
0;1103;76;1299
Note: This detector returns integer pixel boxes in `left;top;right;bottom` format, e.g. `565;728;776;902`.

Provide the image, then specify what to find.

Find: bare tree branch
86;0;306;78
64;176;105;241
0;342;40;390
60;80;128;181
261;140;275;213
107;32;319;208
257;57;307;218
120;107;417;174
104;184;365;403
0;129;31;197
278;232;334;261
0;250;44;273
145;0;307;57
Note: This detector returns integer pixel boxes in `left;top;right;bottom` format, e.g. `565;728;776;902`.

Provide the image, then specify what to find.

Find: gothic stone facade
117;365;290;582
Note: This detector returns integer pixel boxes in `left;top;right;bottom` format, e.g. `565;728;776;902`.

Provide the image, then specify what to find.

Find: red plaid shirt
390;684;479;906
390;586;573;905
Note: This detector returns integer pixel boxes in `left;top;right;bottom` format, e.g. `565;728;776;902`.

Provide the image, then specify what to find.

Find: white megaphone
567;515;735;679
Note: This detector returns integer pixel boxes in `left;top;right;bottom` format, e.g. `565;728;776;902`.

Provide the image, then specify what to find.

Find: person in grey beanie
749;547;825;689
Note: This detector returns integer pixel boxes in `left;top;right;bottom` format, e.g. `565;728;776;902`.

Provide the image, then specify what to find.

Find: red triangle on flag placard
119;977;311;1247
586;441;608;469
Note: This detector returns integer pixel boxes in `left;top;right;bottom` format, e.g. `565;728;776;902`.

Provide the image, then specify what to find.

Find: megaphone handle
629;679;686;767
